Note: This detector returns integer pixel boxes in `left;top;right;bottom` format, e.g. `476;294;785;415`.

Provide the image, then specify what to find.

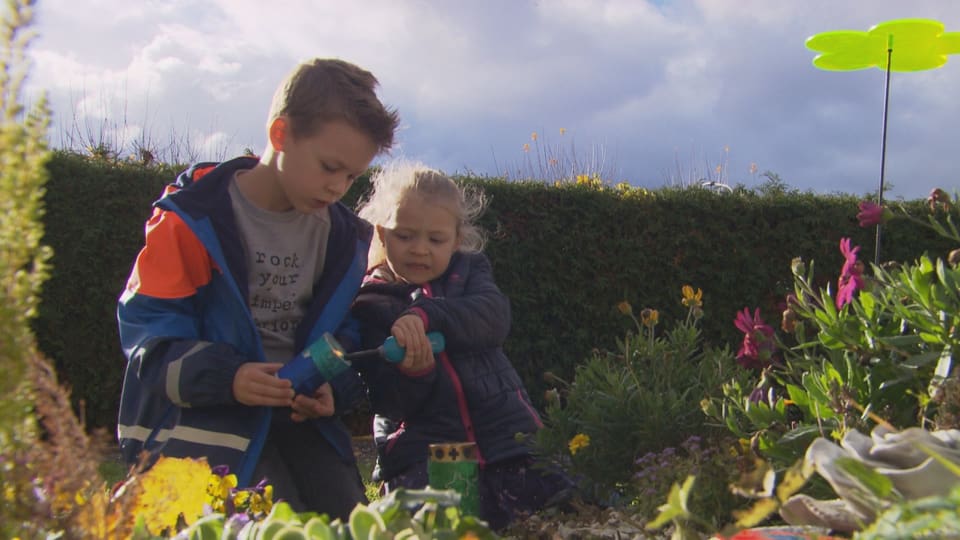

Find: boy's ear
269;117;288;151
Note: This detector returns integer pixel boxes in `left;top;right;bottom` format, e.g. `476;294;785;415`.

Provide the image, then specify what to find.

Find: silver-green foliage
176;488;498;540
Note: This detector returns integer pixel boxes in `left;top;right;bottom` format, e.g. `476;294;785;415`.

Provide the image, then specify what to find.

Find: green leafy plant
532;286;742;503
0;1;104;537
703;189;960;469
631;434;749;530
645;457;817;540
673;189;960;536
856;483;960;539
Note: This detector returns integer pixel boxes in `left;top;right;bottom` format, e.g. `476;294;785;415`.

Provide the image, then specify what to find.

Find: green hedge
35;153;175;429
473;181;953;407
35;152;955;432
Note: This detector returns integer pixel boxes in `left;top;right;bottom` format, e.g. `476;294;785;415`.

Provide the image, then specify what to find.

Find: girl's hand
233;362;294;406
290;382;335;422
391;315;435;373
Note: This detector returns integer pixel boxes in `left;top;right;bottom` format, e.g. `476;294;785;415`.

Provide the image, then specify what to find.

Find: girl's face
377;193;460;285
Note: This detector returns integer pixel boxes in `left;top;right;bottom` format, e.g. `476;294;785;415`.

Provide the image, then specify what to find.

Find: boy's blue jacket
116;156;371;486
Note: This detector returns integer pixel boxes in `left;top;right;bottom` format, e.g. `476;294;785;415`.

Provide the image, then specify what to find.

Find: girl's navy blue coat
350;252;543;482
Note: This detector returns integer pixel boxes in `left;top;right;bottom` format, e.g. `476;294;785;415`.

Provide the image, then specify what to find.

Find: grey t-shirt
229;175;329;362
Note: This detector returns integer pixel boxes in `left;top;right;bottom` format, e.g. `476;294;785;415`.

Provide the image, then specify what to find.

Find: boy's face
377;193;461;285
273;118;377;214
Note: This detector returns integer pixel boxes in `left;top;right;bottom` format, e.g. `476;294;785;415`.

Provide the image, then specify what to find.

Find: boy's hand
290;382;335;422
391;315;435;373
233;362;295;406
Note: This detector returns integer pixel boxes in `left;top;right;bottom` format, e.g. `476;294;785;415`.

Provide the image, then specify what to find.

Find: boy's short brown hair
268;58;399;152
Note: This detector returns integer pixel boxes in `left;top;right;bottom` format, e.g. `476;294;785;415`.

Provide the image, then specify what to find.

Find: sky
25;0;960;201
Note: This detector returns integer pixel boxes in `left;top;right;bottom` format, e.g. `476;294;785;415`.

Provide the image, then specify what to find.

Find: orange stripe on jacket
125;209;217;299
192;165;216;181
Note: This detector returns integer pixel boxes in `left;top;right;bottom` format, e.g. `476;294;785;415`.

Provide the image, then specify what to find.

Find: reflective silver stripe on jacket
117;424;250;451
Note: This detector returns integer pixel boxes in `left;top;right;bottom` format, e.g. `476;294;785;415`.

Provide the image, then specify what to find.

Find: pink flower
856;200;886;227
929;188;952;212
836;237;865;309
734;307;776;369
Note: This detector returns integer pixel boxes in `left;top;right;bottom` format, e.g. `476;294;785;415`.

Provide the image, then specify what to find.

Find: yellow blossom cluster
568;433;591;455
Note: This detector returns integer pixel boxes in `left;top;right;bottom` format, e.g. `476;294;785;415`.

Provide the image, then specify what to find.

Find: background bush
35;154;175;429
35;151;955;433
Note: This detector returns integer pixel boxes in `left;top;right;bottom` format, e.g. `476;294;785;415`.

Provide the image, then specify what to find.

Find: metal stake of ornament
806;19;960;265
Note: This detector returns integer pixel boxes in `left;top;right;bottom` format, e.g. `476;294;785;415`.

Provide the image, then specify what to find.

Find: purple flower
734;307;776;369
836;237;865;309
856;200;886;227
681;435;702;453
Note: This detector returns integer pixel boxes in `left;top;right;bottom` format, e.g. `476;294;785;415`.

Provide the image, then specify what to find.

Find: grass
98;457;128;487
353;435;382;502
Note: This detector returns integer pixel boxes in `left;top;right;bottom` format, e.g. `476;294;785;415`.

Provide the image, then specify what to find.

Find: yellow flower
522;143;530;153
249;485;273;515
681;285;703;308
134;457;212;534
531;131;538;141
233;489;250;509
559;127;567;135
207;472;237;512
568;433;590;455
617;301;633;316
575;174;590;185
736;438;751;455
640;308;659;328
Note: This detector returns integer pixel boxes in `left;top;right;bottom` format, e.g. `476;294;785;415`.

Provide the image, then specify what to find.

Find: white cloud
22;0;960;198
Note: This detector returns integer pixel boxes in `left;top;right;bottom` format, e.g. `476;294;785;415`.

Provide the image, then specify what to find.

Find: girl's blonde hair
357;160;487;270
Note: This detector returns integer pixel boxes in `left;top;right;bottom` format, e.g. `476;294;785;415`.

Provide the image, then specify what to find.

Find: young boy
116;58;399;520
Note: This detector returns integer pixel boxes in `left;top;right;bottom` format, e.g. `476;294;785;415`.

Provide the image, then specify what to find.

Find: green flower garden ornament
806;18;960;72
806;18;960;266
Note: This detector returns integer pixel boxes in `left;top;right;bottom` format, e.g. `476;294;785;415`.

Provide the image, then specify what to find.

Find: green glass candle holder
427;442;480;517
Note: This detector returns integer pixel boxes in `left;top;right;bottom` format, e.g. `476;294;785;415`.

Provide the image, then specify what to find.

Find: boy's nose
327;174;352;199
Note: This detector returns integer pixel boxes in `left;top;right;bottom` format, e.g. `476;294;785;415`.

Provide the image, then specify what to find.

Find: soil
350;437;672;539
352;435;379;470
499;504;673;539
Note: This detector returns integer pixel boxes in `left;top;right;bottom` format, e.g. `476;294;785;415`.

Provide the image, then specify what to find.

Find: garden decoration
428;442;481;517
780;425;960;535
805;18;960;265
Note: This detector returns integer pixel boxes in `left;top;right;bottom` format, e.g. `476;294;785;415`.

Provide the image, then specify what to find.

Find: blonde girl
350;161;571;530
